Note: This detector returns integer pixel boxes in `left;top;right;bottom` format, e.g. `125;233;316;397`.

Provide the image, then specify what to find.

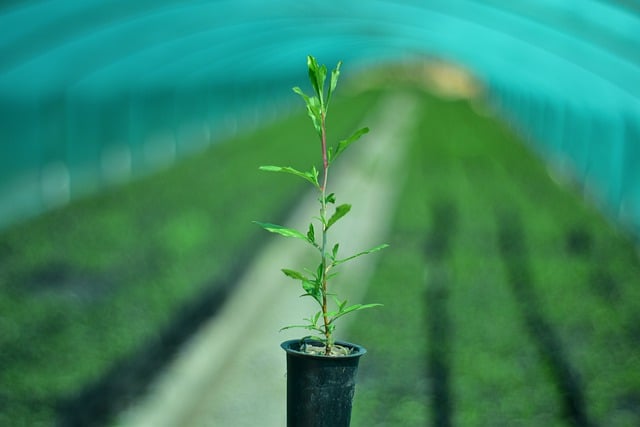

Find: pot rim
280;339;367;359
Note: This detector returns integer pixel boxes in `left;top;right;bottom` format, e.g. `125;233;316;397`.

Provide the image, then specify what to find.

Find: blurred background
1;0;639;233
0;1;639;426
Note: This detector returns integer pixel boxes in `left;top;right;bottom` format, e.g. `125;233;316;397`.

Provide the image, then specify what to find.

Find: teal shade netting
1;0;639;238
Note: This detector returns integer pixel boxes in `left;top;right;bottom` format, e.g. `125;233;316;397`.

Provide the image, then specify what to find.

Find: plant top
254;55;386;355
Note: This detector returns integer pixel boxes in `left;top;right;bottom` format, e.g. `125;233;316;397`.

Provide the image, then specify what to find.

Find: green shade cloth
0;0;639;237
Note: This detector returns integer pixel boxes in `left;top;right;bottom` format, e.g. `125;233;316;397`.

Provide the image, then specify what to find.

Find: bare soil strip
117;92;418;427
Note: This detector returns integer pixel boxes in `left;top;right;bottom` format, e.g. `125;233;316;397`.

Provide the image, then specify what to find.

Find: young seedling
254;55;386;355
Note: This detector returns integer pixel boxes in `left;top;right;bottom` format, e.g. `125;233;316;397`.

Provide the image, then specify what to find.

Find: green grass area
0;90;381;426
349;87;640;426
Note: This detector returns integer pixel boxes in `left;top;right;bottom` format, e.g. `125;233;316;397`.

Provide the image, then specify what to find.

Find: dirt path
116;92;418;427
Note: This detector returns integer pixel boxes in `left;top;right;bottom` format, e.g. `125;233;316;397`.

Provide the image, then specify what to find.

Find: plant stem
320;111;332;355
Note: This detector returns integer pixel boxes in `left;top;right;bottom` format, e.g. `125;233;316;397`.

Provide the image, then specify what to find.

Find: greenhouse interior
1;1;639;426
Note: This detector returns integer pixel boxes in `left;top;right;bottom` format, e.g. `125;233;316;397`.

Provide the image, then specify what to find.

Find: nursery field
1;82;639;427
0;90;380;426
348;87;640;427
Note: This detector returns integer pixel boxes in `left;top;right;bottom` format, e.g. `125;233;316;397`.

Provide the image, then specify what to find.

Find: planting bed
349;87;640;427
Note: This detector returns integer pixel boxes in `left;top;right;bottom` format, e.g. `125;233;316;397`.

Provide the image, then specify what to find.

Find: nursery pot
281;339;366;427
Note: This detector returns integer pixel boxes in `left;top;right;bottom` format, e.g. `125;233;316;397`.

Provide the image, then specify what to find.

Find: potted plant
254;56;387;427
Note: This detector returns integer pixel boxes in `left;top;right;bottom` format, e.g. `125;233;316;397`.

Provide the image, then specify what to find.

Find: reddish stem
319;111;332;355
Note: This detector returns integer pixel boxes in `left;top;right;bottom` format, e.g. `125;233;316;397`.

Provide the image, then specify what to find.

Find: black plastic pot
281;339;366;427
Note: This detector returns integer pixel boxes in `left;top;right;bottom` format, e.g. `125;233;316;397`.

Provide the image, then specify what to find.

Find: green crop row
349;88;640;426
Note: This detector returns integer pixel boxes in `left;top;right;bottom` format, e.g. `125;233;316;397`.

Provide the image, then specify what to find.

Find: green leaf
311;311;322;326
317;64;327;105
307;55;327;106
293;87;322;136
316;262;324;282
326;204;351;229
326;60;341;109
325;193;336;204
306;223;315;244
307;56;320;99
331;243;339;260
329;303;383;323
282;269;308;281
284;267;321;302
282;269;318;296
304;283;321;298
331;296;348;312
301;287;323;305
307;96;323;136
334;243;389;265
342;303;382;316
259;165;319;187
292;85;308;98
254;222;308;241
333;127;369;162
